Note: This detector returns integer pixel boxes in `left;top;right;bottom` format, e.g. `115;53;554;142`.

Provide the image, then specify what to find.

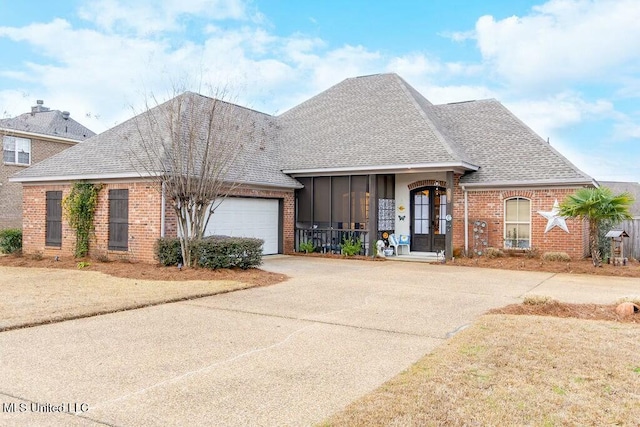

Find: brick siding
0;133;76;229
22;180;295;263
452;184;587;259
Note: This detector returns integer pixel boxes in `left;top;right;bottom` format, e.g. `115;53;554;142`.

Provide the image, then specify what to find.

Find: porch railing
295;228;370;256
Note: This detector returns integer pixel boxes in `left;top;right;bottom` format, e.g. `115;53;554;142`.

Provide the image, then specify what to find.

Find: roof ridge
492;100;593;182
393;75;475;166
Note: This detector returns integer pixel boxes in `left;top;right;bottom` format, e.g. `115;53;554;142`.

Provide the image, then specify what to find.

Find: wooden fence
618;219;640;260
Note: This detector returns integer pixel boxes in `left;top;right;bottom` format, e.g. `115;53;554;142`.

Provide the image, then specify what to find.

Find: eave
283;161;479;177
0;127;85;145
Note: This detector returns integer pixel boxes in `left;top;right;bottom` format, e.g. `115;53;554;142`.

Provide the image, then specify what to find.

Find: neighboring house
599;181;640;259
0;100;95;229
11;74;596;262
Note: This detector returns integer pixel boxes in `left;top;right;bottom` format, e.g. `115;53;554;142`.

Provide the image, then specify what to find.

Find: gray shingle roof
0;110;95;141
12;73;593;188
12;92;301;189
430;99;593;185
278;73;476;171
599;181;640;216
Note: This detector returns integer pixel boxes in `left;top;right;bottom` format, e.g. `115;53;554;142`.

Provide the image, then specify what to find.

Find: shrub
341;237;362;256
155;237;183;266
0;228;22;254
193;236;263;269
484;247;504;259
524;247;540;259
542;251;571;262
523;295;556;305
299;240;315;254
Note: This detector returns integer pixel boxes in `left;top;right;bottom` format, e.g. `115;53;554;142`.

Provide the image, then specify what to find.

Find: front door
410;186;446;252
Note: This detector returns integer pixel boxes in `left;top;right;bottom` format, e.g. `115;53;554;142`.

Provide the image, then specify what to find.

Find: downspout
462;185;469;256
160;181;166;238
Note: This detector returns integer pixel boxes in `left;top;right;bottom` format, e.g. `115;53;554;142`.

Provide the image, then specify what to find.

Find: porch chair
389;233;410;255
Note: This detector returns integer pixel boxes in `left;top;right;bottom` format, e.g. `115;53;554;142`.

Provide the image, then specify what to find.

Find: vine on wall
63;182;103;258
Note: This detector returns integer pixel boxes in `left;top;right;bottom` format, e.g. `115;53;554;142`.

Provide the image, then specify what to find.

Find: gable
278;73;475;172
430;100;593;186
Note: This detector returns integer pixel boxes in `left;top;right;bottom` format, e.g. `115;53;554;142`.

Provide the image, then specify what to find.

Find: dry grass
323;315;640;426
0;264;286;332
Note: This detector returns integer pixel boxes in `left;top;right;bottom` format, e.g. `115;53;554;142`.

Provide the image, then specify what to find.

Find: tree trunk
589;219;601;267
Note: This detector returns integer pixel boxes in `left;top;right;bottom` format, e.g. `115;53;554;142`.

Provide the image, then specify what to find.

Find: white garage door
204;198;280;255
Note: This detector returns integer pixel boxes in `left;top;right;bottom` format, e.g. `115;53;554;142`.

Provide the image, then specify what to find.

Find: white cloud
474;0;640;89
425;85;498;104
78;0;247;35
505;92;614;138
386;54;442;78
613;119;640;140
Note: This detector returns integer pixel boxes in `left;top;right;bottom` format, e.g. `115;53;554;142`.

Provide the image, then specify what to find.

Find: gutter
160;181;166;238
0;127;85;145
461;178;596;189
10;172;303;190
462;184;469;256
283;161;480;176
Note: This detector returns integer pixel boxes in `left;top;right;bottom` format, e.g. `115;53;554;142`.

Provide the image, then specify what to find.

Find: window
313;177;330;228
504;197;531;248
350;175;369;229
331;176;349;229
109;189;129;251
45;191;62;247
294;175;370;230
3;136;31;165
377;175;395;231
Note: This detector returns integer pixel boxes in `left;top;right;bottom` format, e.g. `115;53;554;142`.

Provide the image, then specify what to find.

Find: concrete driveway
1;257;638;426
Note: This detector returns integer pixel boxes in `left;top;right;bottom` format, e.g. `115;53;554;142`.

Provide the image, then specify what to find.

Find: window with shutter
109;189;129;251
45;191;62;247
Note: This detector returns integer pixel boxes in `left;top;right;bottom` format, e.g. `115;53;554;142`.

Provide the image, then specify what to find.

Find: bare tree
130;86;256;266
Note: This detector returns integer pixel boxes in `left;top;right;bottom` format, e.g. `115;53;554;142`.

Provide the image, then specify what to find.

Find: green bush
341;237;362;256
298;240;315;254
0;228;22;254
154;237;183;266
155;236;263;269
193;237;263;269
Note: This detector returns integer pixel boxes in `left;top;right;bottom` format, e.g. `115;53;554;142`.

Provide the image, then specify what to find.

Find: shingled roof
0;105;95;141
278;73;477;172
12;92;301;189
430;99;593;186
12;73;593;188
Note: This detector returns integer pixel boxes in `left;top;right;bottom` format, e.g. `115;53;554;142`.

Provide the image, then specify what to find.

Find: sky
0;0;638;182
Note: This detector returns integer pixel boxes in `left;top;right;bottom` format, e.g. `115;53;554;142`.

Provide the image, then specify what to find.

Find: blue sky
1;0;638;182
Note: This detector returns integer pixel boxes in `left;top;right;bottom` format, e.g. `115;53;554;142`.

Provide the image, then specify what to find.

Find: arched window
504;197;531;249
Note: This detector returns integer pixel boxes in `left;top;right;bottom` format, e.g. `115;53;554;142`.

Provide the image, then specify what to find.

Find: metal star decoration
537;200;570;233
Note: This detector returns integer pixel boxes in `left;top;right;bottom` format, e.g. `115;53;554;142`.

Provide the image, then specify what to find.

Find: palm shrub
559;187;633;267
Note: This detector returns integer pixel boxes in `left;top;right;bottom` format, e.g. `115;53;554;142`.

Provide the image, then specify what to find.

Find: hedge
155;236;264;269
0;228;22;254
155;237;183;266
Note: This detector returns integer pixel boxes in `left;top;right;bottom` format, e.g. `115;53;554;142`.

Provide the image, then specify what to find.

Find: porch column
368;174;377;256
446;171;454;260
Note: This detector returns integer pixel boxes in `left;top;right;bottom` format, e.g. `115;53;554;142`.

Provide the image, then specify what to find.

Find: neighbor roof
599;181;640;216
0;110;95;141
11;92;301;189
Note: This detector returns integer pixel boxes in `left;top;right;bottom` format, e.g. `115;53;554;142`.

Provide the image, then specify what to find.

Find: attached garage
204;197;281;254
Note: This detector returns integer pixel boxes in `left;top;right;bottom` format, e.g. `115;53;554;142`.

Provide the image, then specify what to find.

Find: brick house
11;74;595;262
1;101;94;229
